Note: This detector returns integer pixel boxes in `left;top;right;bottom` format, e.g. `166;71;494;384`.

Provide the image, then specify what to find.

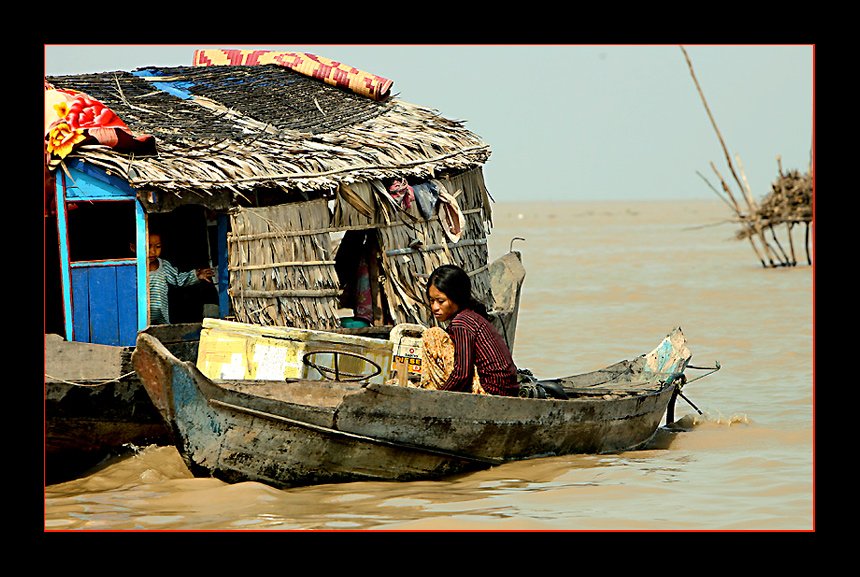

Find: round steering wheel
301;349;382;382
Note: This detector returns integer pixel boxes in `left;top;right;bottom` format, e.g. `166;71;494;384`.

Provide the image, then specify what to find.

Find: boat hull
45;324;201;483
133;328;691;490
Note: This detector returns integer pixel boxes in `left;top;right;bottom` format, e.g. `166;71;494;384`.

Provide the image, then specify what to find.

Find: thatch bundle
740;169;813;235
225;167;495;329
224;167;496;330
375;169;494;327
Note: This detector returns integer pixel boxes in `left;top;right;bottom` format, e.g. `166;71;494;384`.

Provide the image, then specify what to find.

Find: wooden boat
44;324;201;483
132;327;694;490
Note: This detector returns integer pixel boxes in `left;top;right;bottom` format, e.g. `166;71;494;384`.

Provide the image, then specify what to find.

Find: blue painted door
56;162;147;346
70;262;138;346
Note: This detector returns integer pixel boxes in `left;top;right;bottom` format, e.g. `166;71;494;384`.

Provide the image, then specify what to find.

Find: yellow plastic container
389;324;425;379
196;318;392;384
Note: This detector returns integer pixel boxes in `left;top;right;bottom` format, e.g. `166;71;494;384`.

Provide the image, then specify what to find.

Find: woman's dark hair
427;264;488;318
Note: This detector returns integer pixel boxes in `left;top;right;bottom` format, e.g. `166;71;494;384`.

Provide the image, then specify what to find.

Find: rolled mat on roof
193;49;393;102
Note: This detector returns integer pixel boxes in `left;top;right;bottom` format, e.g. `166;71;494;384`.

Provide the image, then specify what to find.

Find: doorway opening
147;205;220;324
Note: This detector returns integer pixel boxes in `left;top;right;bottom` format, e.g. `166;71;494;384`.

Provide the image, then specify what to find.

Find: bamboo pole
681;46;748;201
710;162;770;267
787;222;797;266
683;45;783;268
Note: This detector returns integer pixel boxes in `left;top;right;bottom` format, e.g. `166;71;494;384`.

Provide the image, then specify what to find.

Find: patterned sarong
420;327;485;394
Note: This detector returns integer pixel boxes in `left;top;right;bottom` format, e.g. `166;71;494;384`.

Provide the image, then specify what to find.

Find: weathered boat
45;324;201;483
132;327;695;490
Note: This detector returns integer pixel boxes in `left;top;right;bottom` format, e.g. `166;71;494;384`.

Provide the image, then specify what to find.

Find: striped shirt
148;258;199;325
441;308;519;396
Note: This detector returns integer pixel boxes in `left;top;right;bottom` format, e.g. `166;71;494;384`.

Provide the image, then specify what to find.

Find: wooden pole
787;222;797;266
681;46;750;209
683;45;785;268
711;162;770;267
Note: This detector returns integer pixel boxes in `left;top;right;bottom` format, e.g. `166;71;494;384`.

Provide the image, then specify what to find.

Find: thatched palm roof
45;58;503;330
45;63;491;200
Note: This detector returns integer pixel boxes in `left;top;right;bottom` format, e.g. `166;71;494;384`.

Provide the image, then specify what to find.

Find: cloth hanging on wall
435;181;466;243
412;181;441;220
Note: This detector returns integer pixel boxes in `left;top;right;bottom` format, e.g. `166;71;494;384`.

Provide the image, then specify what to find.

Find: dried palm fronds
47;64;502;329
229;199;341;329
47;66;491;200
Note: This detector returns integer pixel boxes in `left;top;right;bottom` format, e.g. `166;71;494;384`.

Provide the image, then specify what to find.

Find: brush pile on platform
733;164;813;267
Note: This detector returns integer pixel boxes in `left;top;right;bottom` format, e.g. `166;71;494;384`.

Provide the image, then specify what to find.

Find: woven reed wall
331;181;386;229
375;168;494;327
228;198;341;330
226;167;493;330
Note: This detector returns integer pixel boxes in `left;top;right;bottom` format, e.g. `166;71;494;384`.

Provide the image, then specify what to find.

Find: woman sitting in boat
421;264;519;397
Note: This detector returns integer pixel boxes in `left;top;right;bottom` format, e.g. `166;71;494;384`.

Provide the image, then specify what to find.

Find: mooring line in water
672;362;719;416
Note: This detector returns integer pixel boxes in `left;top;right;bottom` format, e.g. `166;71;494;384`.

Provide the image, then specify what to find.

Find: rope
683;362;721;384
44;371;137;387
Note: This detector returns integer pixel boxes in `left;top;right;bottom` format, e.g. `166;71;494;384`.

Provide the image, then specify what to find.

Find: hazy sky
44;44;814;204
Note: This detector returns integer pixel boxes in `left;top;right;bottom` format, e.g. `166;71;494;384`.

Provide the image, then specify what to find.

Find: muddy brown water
44;199;814;531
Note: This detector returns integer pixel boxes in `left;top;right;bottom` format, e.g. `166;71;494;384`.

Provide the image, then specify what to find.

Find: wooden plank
70;267;90;343
366;233;385;326
116;264;139;347
62;160;137;199
88;266;121;346
68;262;138;346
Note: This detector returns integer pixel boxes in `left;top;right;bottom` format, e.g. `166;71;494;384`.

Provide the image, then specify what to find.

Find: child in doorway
140;233;214;325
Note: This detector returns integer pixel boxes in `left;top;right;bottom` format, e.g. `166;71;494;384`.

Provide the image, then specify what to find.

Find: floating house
45;50;520;349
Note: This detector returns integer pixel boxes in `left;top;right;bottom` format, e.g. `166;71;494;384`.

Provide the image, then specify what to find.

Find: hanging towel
412;181;442;220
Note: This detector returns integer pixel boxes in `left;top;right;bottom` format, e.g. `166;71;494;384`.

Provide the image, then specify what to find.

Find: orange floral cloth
45;84;127;162
44;81;155;170
420;327;485;394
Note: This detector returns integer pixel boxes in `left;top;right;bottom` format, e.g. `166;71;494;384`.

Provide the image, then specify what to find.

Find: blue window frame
56;162;147;346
